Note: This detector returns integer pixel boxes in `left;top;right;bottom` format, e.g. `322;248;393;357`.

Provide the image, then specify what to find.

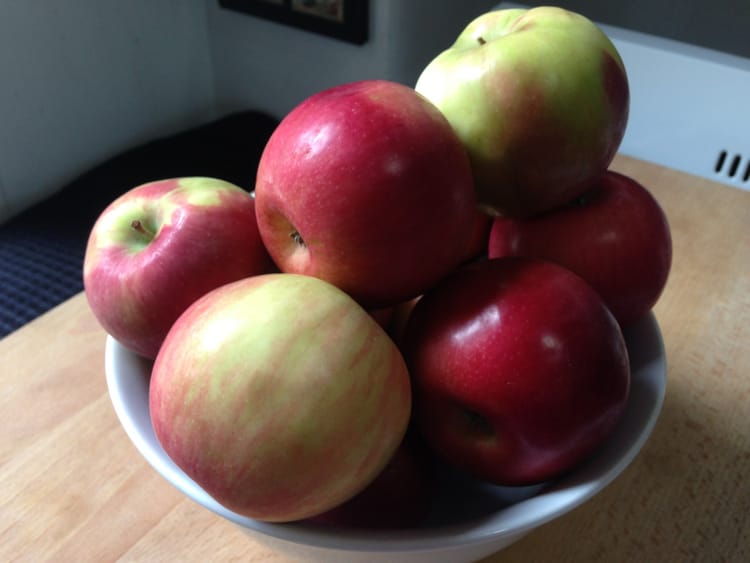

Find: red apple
84;177;274;359
488;171;672;325
403;257;630;486
254;79;477;308
385;296;422;348
368;306;395;330
464;207;493;261
307;433;436;529
150;274;412;522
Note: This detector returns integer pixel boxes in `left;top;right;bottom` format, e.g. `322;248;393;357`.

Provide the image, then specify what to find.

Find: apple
415;6;629;218
84;177;274;359
254;79;477;308
307;433;436;529
368;306;395;330
386;295;422;348
488;171;672;326
464;207;493;261
150;273;413;522
403;257;630;486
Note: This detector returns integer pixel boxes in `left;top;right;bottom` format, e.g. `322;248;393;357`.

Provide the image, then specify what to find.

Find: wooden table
2;154;748;562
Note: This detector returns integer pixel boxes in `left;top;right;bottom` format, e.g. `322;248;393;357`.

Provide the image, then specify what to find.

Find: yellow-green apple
488;171;672;326
403;257;630;486
83;177;274;359
415;6;629;217
150;273;412;522
254;79;477;308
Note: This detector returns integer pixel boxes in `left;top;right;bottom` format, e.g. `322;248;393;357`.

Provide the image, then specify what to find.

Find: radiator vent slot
714;150;750;183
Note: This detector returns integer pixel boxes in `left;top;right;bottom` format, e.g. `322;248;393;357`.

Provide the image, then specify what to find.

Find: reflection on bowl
106;313;666;563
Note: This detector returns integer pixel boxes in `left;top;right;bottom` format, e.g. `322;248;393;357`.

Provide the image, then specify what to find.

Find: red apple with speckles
254;79;477;308
415;6;629;217
488;171;672;326
150;274;412;522
83;177;274;359
403;257;630;486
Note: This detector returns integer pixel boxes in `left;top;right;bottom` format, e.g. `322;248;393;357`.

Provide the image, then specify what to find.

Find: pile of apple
84;7;672;527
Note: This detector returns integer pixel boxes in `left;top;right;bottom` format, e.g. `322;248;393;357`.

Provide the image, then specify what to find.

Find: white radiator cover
494;3;750;191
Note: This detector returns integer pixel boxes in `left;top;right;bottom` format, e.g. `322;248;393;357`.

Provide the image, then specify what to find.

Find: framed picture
219;0;369;45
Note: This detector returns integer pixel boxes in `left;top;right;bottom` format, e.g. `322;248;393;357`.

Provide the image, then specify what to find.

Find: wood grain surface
1;154;748;562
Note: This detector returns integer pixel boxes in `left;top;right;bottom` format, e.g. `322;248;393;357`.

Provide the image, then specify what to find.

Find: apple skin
150;273;412;523
403;257;630;486
83;177;274;359
307;433;436;529
464;207;493;261
368;306;395;330
488;171;672;326
386;295;422;348
415;7;629;218
254;79;477;308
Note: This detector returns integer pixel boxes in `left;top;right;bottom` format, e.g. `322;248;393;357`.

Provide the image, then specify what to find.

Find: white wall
207;0;498;119
0;0;216;224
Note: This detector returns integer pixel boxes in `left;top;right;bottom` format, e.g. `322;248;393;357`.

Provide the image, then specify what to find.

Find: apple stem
131;219;155;239
290;230;305;248
477;36;486;45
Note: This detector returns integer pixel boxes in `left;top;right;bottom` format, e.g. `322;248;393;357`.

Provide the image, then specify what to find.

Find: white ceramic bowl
106;313;666;563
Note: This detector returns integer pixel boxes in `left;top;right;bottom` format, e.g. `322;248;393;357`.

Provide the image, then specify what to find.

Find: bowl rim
105;312;666;553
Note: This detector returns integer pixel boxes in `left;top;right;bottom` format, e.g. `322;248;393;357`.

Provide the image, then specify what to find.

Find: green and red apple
254;79;478;308
150;273;412;522
415;6;630;217
84;177;274;359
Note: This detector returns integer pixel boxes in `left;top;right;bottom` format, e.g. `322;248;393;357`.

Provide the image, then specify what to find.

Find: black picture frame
219;0;369;45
